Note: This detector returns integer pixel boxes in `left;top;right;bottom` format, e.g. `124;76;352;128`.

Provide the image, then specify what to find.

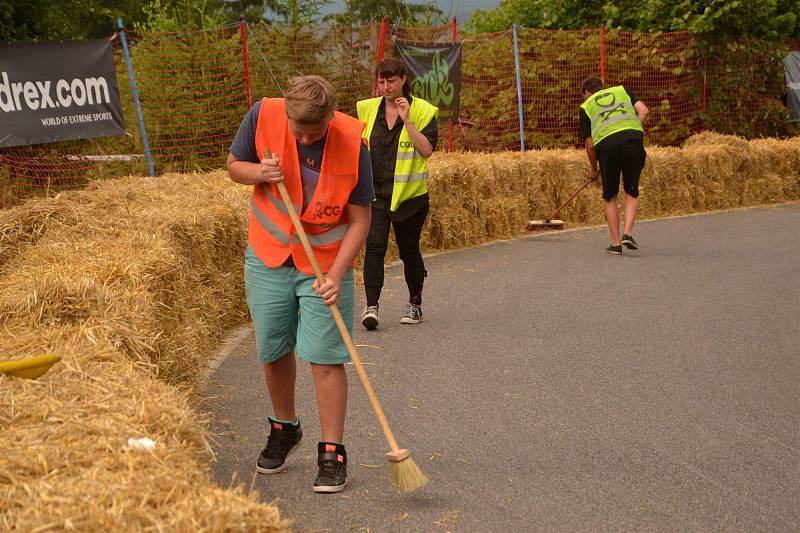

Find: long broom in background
264;149;428;493
526;175;595;231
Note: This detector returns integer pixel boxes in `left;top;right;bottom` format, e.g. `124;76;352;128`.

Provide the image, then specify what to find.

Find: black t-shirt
579;86;643;153
368;95;438;221
229;100;374;214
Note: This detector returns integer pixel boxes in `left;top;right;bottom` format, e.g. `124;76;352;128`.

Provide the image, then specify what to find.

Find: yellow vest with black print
580;85;643;146
356;96;439;211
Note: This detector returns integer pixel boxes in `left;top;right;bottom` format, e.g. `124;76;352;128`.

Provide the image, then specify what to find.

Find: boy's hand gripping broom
264;150;428;493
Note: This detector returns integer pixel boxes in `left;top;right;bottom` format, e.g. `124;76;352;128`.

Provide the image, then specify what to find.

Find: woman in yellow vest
227;76;374;493
357;57;439;330
579;76;649;255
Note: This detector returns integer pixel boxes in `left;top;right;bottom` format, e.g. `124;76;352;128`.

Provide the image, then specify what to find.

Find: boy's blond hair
284;76;336;124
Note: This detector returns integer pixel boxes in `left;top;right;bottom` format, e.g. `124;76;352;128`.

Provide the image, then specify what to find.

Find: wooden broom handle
264;151;402;453
546;176;594;220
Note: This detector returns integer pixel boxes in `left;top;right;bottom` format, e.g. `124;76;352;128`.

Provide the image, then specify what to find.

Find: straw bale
1;172;289;531
0;173;251;385
0;198;82;272
0;328;288;532
422;135;799;253
682;130;751;150
423;150;604;252
749;137;800;197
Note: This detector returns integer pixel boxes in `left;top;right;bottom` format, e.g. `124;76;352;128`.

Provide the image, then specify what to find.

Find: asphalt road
201;205;800;532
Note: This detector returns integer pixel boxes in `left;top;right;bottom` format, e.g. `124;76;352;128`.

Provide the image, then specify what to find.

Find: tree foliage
469;0;800;40
224;0;332;26
0;0;109;42
133;0;228;32
0;0;333;40
325;0;444;25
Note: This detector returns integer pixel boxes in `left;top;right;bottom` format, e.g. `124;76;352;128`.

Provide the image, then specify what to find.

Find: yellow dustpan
0;354;61;379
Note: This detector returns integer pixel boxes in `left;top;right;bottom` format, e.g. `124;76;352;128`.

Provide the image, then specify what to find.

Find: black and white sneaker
604;244;623;255
256;417;302;474
400;304;423;324
361;305;379;330
313;442;347;493
621;234;638;250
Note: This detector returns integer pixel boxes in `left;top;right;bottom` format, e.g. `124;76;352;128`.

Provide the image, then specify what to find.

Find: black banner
394;41;462;121
0;41;125;148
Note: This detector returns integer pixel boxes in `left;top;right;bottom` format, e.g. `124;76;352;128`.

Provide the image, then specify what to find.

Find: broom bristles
388;456;429;493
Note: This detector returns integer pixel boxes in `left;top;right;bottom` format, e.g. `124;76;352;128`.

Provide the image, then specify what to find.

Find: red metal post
449;17;457;152
599;25;605;82
240;19;252;108
372;17;389;97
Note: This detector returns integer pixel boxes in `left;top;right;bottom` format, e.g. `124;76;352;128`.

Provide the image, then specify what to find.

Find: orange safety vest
250;97;365;275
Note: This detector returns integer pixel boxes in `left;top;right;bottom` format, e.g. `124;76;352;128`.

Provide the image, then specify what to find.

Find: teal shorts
244;247;354;365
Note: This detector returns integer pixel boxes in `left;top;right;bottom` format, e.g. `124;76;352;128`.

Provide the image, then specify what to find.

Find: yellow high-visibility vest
580;85;643;146
357;96;438;211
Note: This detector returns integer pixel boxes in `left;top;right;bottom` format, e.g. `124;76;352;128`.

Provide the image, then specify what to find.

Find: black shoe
400;304;423;324
313;442;347;493
256;417;302;474
621;234;638;250
604;244;623;255
361;304;379;330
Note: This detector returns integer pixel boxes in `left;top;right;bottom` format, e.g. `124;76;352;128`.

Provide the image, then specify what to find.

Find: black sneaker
621;234;638;250
400;304;423;324
256;417;302;474
313;442;347;493
604;244;623;255
361;305;379;330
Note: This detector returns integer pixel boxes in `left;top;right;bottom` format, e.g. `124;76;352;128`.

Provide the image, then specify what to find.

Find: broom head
386;449;428;493
526;219;565;231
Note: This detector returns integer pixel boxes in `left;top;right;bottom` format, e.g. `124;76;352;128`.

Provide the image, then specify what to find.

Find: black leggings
363;202;429;307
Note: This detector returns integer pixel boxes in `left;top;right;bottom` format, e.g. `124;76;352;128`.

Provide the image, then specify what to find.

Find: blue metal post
118;18;155;177
512;24;526;152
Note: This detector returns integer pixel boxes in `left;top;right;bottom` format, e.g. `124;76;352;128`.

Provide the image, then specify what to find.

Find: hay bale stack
1;174;251;384
749;137;800;197
423;134;799;251
424;149;606;252
1;328;287;531
0;199;82;269
0;173;289;531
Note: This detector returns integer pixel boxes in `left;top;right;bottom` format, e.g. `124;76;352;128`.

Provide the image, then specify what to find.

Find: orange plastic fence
0;21;796;197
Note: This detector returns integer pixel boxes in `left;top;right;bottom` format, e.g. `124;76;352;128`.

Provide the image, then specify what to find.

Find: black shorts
598;139;646;200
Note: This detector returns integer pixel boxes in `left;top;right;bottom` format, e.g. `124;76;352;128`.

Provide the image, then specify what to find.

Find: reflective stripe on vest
357;96;438;211
252;191;347;246
250;97;365;275
580;86;643;146
262;183;342;233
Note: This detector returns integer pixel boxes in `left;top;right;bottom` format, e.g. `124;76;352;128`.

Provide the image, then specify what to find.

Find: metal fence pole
117;18;155;177
240;17;252;108
599;25;606;82
448;17;457;152
512;24;525;152
702;57;708;113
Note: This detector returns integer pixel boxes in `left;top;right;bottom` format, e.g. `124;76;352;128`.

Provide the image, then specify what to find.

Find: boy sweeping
579;76;649;254
226;76;374;493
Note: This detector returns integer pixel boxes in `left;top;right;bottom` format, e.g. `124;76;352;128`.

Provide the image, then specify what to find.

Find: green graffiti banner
394;41;461;121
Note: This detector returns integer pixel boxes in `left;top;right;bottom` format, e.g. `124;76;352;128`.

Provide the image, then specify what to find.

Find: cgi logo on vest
313;201;342;219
